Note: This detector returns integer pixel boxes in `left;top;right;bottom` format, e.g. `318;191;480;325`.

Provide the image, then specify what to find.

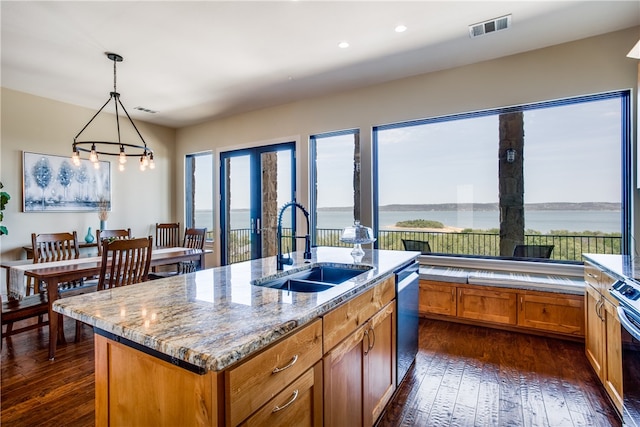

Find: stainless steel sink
254;264;373;293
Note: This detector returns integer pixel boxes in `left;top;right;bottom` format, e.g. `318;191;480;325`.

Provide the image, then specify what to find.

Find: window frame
372;90;631;261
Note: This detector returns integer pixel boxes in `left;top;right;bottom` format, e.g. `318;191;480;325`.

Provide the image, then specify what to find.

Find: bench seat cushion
467;271;584;295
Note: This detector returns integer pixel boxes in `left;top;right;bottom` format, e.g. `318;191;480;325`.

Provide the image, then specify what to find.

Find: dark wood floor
2;318;621;426
378;319;621;427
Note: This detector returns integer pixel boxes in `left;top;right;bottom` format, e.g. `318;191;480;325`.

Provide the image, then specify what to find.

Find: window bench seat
419;265;585;295
416;256;586;340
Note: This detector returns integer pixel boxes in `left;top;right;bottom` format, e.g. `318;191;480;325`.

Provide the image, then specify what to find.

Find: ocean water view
197;209;621;234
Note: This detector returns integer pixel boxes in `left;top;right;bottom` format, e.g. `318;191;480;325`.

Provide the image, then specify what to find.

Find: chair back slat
99;237;153;290
155;223;180;248
183;228;207;249
96;229;132;255
31;232;80;263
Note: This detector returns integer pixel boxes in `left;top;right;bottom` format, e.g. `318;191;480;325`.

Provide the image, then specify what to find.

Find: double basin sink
253;264;373;293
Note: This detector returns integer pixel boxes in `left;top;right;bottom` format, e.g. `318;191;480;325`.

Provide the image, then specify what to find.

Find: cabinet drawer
457;287;517;325
517;292;584;335
226;319;323;426
240;362;323;427
323;275;395;352
419;280;456;316
584;262;601;289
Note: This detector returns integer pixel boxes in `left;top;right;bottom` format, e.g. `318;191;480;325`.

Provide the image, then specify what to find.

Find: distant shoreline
316;202;621;212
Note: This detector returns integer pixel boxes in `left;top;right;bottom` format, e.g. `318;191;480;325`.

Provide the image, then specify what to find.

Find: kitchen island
54;246;418;426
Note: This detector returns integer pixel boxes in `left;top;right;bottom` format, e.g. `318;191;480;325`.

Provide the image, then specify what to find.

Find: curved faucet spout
277;201;312;270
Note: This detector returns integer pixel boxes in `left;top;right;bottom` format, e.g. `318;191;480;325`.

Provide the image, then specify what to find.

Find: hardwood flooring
378;319;621;427
1;317;621;426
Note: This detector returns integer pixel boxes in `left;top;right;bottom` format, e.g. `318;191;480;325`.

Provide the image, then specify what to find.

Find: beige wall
1;27;638;272
0;89;176;269
175;27;640;266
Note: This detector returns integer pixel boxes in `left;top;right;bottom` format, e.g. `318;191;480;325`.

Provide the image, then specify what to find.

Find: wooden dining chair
2;231;81;342
96;228;132;255
149;228;207;279
75;236;153;342
155;223;180;248
98;236;153;290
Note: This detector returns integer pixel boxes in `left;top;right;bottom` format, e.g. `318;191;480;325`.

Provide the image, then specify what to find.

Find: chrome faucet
276;201;312;270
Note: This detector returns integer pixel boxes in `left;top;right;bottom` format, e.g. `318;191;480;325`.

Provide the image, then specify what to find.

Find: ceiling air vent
469;14;511;38
134;106;158;114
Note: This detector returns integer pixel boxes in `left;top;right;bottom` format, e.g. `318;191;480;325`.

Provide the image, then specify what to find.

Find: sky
195;95;622;211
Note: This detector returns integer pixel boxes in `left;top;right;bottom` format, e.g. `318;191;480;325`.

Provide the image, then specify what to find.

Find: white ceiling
2;1;639;129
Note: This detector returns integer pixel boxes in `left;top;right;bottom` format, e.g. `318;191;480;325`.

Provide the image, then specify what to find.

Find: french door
220;142;295;265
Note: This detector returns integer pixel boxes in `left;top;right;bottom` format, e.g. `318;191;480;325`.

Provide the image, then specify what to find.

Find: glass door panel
221;143;295;265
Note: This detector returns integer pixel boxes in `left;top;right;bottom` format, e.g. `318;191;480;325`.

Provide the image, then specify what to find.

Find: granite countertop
53;246;417;372
583;253;635;281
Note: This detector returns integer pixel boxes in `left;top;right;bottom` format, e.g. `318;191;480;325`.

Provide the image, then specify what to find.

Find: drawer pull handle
272;389;299;413
272;354;298;374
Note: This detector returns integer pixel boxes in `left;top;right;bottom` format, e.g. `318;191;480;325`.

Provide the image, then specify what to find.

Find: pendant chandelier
72;52;155;172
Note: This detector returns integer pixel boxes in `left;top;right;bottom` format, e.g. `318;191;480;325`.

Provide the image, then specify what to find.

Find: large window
373;91;630;262
310;129;360;246
185;152;213;239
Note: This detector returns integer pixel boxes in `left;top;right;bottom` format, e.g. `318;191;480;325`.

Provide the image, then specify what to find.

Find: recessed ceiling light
395;25;407;33
338;41;349;49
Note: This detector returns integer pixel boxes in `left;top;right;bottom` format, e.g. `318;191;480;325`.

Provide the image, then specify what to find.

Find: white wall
0;88;176;269
175;27;640;267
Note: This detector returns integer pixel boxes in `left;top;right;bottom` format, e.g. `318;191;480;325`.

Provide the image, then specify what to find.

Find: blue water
197;209;621;234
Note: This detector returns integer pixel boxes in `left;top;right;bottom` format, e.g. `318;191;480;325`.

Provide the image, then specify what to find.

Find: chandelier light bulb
139;156;146;171
149;153;155;169
71;149;80;166
119;146;127;164
89;144;98;163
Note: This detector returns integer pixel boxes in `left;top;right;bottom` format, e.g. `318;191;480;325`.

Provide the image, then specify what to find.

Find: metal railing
226;228;622;264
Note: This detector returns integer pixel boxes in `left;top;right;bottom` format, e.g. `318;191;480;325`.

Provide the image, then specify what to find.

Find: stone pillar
353;133;361;223
499;112;524;256
261;152;278;257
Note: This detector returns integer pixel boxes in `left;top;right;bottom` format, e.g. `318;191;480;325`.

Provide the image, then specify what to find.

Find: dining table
2;246;209;360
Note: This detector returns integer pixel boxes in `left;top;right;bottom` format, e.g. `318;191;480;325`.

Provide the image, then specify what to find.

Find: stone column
261;152;278;257
499;112;524;256
353;133;361;223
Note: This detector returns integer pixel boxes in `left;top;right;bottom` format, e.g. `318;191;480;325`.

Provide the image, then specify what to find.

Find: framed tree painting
23;151;111;212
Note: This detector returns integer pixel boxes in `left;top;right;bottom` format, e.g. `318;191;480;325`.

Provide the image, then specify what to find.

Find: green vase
85;227;94;243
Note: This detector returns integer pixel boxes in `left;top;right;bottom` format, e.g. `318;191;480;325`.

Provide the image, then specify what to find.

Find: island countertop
53;246;417;372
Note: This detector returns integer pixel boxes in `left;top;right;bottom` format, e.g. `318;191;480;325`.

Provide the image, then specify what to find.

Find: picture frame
22;151;111;212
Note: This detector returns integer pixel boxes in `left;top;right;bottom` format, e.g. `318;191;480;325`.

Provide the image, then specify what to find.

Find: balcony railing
225;228;622;264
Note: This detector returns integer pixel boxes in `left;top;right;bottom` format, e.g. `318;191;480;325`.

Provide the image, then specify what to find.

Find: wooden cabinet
585;284;605;379
323;301;396;427
226;319;323;426
419;280;584;338
518;291;584;336
94;334;220;427
323;275;396;427
584;262;623;415
603;298;623;413
239;362;323;427
457;287;517;325
419;280;456;316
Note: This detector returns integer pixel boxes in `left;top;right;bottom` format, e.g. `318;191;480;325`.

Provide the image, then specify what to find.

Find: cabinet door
517;292;584;336
323;323;366;427
457;287;517;325
584;285;605;380
364;302;396;427
240;362;323;427
419;280;456;316
603;299;623;414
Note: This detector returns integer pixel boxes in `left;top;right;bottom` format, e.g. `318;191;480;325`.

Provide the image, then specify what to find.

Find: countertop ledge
53;247;417;372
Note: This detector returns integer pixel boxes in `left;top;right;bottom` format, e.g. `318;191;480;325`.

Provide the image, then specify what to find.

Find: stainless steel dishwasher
395;259;420;385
